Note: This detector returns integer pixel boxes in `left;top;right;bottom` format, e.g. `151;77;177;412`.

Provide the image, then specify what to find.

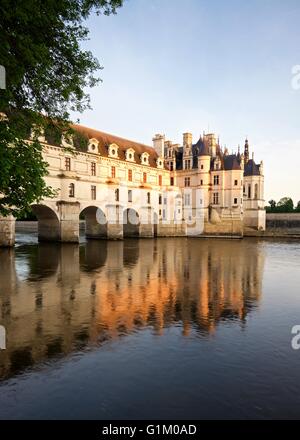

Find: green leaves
0;0;123;216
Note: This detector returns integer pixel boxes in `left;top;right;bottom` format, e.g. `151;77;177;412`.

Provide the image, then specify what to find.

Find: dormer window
108;143;119;158
156;157;164;169
141;152;150;166
88;138;99;153
125;148;135;162
215;159;221;170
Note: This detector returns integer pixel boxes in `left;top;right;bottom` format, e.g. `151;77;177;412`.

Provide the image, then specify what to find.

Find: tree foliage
0;0;123;216
265;197;297;213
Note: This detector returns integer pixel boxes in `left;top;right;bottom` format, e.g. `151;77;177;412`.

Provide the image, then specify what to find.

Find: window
248;185;251;199
168;150;172;158
91;162;96;176
128;169;132;182
170;162;174;171
69;183;75;198
65;157;71;171
143;172;147;183
243;185;245;194
200;179;203;185
147;192;151;204
234;198;238;205
91;185;96;200
170;177;174;186
184;193;191;205
128;190;132;202
185;160;191;170
213;192;219;205
201;164;204;170
159;194;162;205
159;175;162;186
254;184;258;199
234;179;238;186
184;177;190;187
213;175;219;185
115;188;119;202
111;166;116;179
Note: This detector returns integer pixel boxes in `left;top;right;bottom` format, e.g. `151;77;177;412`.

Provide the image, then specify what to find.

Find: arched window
248;185;251;199
69;183;75;198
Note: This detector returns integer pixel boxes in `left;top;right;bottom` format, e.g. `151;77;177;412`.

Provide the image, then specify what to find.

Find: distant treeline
265;197;300;213
16;209;37;221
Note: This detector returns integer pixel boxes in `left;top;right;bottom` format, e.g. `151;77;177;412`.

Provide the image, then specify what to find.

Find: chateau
0;124;265;246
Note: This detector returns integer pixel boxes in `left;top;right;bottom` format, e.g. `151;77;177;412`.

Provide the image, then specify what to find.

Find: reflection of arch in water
23;243;60;280
80;240;108;272
31;204;60;242
123;208;140;238
80;206;107;239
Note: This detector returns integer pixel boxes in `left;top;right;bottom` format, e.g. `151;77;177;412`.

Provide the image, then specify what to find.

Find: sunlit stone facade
0;124;265;245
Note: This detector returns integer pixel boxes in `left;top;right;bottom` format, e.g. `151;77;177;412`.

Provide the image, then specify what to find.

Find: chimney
152;134;165;157
260;160;264;175
183;132;192;148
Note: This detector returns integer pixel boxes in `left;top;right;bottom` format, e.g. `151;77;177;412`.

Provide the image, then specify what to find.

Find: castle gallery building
0;124;266;246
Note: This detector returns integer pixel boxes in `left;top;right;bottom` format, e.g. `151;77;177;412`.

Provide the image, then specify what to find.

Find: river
0;233;299;419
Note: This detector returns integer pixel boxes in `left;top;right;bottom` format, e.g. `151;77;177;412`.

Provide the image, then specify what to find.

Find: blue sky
72;0;300;203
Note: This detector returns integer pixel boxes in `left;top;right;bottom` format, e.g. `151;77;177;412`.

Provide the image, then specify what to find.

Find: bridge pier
57;201;80;243
107;205;123;240
140;207;154;238
0;215;15;247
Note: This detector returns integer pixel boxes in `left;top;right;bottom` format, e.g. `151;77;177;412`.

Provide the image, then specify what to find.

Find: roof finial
244;137;249;164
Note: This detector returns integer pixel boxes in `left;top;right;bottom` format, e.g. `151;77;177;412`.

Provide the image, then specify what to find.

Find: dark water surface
0;233;300;419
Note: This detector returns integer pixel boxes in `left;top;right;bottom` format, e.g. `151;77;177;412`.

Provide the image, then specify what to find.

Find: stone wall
244;213;300;237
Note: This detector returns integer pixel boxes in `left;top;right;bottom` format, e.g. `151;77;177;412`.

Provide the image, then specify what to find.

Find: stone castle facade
0;124;265;246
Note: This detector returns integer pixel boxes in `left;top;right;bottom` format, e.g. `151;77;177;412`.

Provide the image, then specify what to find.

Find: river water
0;233;299;419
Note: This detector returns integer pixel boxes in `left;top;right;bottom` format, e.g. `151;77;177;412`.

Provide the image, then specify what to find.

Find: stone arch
80;206;107;239
31;204;60;242
123;208;140;238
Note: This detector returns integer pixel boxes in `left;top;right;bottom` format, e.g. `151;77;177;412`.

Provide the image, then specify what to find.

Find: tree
266;199;277;212
295;201;300;212
276;197;294;213
0;0;123;216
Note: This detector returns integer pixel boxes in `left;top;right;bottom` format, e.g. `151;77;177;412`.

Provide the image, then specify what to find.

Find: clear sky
72;0;300;204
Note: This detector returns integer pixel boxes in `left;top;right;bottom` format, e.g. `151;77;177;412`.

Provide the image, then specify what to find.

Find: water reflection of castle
0;239;265;379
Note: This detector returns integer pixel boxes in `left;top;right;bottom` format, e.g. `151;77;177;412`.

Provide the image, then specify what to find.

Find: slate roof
244;159;260;176
71;124;160;168
223;154;241;171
